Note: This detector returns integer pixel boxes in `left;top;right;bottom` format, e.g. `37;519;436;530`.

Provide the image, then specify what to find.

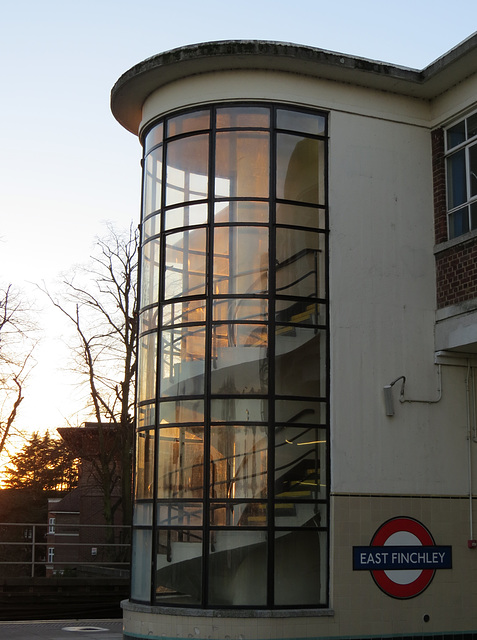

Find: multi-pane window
133;104;329;609
446;111;477;238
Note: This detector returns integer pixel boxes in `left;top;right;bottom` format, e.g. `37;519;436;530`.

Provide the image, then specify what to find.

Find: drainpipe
466;362;475;547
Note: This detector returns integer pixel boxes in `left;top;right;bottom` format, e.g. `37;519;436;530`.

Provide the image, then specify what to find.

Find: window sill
434;228;477;254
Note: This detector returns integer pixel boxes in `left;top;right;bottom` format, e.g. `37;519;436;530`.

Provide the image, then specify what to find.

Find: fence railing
0;522;131;578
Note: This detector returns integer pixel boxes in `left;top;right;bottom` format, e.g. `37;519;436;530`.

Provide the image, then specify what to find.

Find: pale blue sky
0;0;475;439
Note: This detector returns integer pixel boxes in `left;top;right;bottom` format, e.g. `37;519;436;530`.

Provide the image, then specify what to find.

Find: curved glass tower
132;103;329;608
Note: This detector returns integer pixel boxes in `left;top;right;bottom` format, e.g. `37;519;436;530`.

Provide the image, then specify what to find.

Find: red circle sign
370;517;436;599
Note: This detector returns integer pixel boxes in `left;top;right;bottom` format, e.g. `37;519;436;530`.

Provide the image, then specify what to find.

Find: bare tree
0;285;36;456
42;224;138;528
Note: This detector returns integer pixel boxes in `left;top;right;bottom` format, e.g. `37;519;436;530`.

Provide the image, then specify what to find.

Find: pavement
0;619;123;639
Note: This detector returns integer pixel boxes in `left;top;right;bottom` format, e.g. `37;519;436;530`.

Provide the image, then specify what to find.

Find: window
134;104;329;609
48;547;55;563
49;517;56;534
446;111;477;238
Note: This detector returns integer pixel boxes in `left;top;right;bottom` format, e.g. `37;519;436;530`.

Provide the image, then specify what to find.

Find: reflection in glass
215;131;269;198
165;203;208;230
274;501;326;527
165;228;207;299
157;503;203;527
275;426;326;501
276;228;324;299
135;429;155;500
137;403;156;428
141;238;160;306
139;307;159;335
210;398;268;423
274;530;325;605
208;530;267;606
211;324;268;395
447;120;466;149
157;427;204;499
277;134;324;205
275;399;326;424
275;299;324;326
213;298;268;322
144;122;163;155
275;328;325;397
214;200;269;224
143;213;160;241
143;149;162;216
470;143;477;198
216;106;269;129
133;502;153;526
161;326;206;397
276;202;325;229
210;425;268;499
163;299;206;326
447;150;467;209
211;502;267;526
137;333;157;402
214;226;268;295
131;529;152;601
277;109;326;136
159;399;204;424
167;111;210;137
156;529;202;604
166;135;209;205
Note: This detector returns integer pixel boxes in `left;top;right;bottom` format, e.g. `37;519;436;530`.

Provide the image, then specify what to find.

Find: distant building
46;423;125;576
111;36;477;640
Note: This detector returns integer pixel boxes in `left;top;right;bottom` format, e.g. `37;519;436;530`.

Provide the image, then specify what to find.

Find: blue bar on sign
353;545;452;570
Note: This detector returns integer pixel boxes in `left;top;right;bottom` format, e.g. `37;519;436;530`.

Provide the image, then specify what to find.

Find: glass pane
276;299;324;326
135;429;155;500
275;399;326;424
164;228;207;299
215;131;269;198
133;502;153;526
163;299;206;326
143;148;162;216
471;202;477;230
137;332;157;402
167;110;210;137
211;324;268;395
277;109;326;136
143;213;160;241
210;398;268;423
276;202;325;230
216;106;269;129
211;502;267;526
159;399;204;424
157;503;203;526
165;203;208;230
275;426;326;501
214;226;268;295
275;502;327;527
156;426;204;499
144;121;163;154
213;298;268;322
277;134;324;205
276;327;325;397
160;326;206;397
470;143;477;198
131;529;152;601
276;228;325;298
156;529;202;605
214;200;269;223
447;149;467;209
137;403;155;428
467;113;477;140
210;425;268;499
208;530;267;606
166;134;208;205
446;120;465;149
141;238;160;307
274;529;326;605
139;307;159;334
449;205;469;239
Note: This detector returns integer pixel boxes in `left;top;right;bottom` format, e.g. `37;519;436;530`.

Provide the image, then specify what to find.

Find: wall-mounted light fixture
383;376;406;416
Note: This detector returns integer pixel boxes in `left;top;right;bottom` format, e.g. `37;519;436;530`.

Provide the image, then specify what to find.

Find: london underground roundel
353;516;452;599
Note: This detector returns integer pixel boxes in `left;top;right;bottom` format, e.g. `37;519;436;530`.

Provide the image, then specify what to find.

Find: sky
0;0;476;458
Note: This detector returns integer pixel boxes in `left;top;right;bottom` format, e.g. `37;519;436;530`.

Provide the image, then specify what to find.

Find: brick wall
433;127;477;309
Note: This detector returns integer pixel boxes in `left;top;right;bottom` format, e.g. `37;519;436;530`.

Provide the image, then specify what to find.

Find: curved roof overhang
111;35;477;135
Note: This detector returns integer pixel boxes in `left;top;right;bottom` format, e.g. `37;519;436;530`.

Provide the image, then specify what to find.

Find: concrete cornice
111;36;477;135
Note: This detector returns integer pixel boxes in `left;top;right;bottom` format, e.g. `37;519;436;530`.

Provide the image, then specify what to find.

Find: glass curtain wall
133;104;329;608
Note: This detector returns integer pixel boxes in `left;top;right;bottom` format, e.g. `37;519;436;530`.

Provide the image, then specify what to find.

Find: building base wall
123;495;477;639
